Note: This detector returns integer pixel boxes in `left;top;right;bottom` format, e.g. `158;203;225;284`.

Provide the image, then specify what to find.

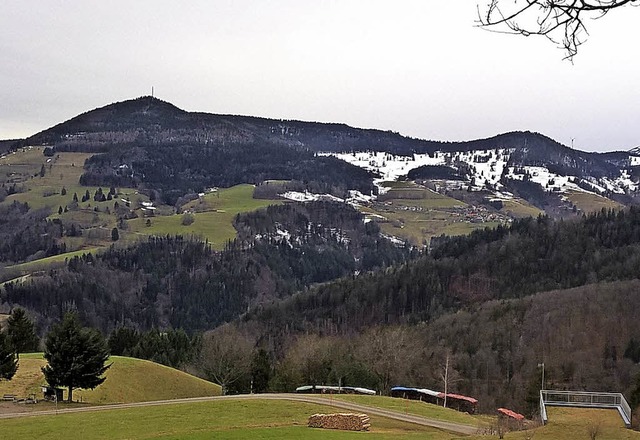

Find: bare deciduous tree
199;325;253;395
477;0;639;60
356;326;422;394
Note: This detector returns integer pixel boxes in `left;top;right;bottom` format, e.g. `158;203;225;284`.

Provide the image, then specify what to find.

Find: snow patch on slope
322;148;638;196
318;151;445;192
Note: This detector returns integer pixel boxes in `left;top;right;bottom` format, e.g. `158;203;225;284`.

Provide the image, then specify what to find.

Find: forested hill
20;96;442;154
243;207;640;334
0;202;413;334
14;96;638;208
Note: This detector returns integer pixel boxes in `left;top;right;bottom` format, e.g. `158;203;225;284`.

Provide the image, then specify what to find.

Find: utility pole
538;362;545;390
443;354;449;409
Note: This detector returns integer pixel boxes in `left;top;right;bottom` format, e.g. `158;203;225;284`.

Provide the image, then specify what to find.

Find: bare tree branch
477;0;639;60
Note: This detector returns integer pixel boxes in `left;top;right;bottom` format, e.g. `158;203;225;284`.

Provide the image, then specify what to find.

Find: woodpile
308;413;371;431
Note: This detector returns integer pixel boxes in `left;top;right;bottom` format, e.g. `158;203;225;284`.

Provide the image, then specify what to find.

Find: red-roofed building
438;392;478;414
497;407;525;421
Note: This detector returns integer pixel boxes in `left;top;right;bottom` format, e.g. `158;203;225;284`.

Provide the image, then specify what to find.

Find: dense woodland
245;207;640;334
0;202;413;334
233;280;640;416
4;203;640;416
79;142;375;205
0;201;66;264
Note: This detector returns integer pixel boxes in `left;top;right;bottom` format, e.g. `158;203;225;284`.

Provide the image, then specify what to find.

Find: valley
1;97;640;439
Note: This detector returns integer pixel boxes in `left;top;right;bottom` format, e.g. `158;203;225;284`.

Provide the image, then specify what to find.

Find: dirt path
0;393;478;435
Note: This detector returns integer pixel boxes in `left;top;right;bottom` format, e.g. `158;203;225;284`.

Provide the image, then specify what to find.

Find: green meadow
0;399;461;440
127;184;282;250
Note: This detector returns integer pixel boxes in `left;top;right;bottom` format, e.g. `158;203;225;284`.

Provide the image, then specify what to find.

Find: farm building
497;407;524;421
390;387;440;405
295;385;376;395
390;386;478;414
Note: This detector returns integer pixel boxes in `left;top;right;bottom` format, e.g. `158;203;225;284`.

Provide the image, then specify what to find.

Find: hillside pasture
0;354;221;406
4;247;103;274
0;353;46;399
365;182;503;246
128;184;281;250
0;148;115;213
1;145;282;265
564;189;624;214
498;198;543;218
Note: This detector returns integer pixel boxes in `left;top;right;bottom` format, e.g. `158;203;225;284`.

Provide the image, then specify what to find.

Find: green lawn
0;400;456;440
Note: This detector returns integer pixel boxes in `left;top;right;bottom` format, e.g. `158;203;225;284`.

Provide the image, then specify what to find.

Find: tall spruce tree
0;332;18;381
7;308;39;358
42;312;111;402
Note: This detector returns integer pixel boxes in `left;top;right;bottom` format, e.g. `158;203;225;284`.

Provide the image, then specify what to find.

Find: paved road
0;393;478;435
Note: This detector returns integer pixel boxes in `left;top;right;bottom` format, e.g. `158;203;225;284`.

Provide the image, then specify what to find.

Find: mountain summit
13;96;640;211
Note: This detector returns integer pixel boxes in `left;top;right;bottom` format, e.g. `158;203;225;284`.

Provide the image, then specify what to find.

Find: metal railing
540;390;631;427
539;390;548;424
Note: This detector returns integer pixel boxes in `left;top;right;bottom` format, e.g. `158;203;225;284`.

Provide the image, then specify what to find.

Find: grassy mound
0;354;220;404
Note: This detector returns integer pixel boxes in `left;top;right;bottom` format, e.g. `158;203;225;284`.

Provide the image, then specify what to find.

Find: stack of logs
308;413;371;431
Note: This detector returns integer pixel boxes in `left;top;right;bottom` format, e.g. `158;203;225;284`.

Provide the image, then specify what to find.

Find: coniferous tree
42;312;111;402
250;349;271;393
0;332;18;381
7;308;39;358
108;327;140;356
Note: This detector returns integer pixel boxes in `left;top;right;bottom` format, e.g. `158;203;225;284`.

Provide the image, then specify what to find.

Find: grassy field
4;247;103;272
364;182;505;246
127;184;282;250
0;399;461;440
3;397;638;439
0;353;47;398
1;147;282;266
463;406;640;440
330;395;483;428
499;198;543;218
0;354;221;404
565;190;624;214
0;351;634;439
0;147;138;216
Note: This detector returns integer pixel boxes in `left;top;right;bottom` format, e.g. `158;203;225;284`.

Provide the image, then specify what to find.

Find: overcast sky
1;1;638;152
